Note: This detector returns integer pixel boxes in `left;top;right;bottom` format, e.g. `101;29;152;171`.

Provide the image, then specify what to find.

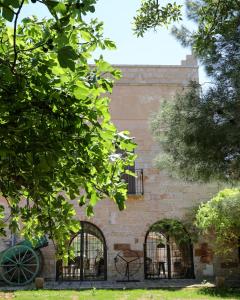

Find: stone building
0;54;239;285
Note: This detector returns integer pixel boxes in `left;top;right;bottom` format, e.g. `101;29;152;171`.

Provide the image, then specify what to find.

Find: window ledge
127;194;144;201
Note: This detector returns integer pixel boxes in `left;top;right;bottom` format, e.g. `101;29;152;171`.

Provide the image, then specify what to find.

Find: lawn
0;288;240;300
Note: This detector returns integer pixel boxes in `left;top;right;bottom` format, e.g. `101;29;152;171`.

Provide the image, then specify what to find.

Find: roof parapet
181;52;198;67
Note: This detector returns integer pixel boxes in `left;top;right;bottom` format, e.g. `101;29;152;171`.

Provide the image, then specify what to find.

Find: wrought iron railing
122;168;144;195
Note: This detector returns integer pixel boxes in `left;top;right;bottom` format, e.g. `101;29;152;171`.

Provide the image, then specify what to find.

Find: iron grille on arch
56;221;107;281
144;220;194;279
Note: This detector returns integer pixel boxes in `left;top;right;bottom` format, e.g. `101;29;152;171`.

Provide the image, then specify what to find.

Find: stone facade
1;54;239;283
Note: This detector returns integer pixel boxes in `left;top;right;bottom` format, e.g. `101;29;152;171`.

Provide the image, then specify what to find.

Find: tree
196;189;240;255
151;78;240;183
0;0;136;255
149;0;240;183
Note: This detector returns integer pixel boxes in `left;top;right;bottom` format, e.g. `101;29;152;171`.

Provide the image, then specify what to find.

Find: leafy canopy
150;0;240;183
151;79;240;183
150;218;193;245
134;0;240;57
0;0;136;255
196;189;240;254
133;0;182;37
171;0;240;57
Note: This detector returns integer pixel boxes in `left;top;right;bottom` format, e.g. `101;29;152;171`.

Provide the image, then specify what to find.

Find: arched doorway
144;219;194;279
57;221;107;281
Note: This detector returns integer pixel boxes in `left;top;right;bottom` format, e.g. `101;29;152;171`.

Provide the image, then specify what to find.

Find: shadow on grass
198;287;240;298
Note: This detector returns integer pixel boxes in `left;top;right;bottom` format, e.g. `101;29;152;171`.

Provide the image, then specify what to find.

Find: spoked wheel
0;245;40;285
114;249;141;281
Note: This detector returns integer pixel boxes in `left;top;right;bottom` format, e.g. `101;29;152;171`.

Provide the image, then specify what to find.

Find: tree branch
11;0;24;72
207;0;222;34
17;41;47;53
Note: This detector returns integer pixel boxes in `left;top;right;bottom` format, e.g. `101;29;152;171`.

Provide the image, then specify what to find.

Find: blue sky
20;0;206;82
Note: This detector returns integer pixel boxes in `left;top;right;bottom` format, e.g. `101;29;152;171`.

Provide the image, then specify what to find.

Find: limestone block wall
1;54;235;282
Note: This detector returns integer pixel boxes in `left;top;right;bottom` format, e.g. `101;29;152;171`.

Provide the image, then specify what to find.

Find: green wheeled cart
0;237;48;286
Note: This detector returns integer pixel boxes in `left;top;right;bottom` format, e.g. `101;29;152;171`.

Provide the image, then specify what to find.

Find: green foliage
150;0;240;183
151;80;240;182
133;0;240;59
172;0;240;58
133;0;182;37
0;0;136;256
150;219;193;245
196;188;240;254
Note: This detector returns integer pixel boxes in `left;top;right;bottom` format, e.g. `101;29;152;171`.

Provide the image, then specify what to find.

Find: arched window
57;221;107;281
144;220;194;279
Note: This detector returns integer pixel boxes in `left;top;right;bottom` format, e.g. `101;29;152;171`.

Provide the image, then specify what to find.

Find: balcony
122;168;144;195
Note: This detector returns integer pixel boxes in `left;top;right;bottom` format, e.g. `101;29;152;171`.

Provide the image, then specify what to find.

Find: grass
0;288;240;300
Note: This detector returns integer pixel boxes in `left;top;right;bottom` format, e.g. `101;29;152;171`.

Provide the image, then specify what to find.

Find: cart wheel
0;245;40;285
